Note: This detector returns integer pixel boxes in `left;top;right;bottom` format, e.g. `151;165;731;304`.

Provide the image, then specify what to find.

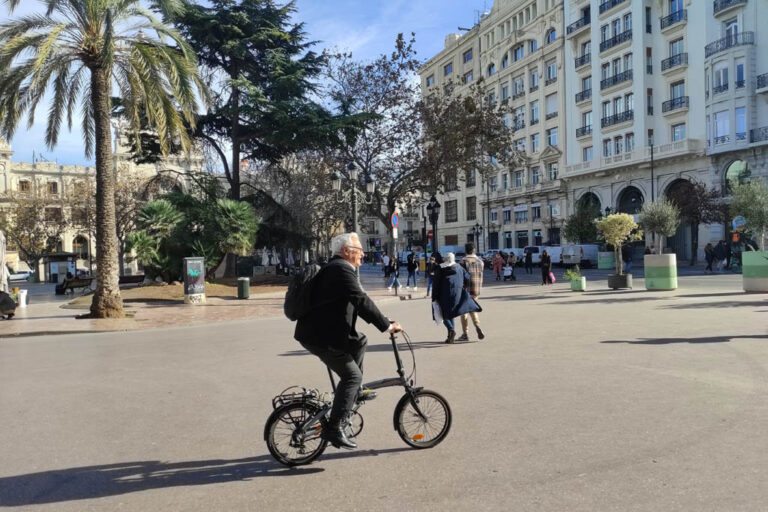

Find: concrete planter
608;273;633;290
598;251;615;270
742;251;768;293
644;253;678;291
570;277;587;292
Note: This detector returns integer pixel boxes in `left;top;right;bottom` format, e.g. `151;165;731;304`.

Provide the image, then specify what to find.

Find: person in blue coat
432;252;481;344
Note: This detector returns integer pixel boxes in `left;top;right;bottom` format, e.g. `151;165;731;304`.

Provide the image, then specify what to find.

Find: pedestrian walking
425;255;437;297
294;232;403;450
714;240;726;272
507;252;517;280
492;253;503;281
457;243;485;341
622;244;633;273
541;249;552;285
387;258;402;291
382;253;391;278
524;248;533;274
406;252;418;290
704;243;714;273
431;252;480;344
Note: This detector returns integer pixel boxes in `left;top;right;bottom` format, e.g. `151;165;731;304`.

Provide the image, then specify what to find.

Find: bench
118;274;145;287
61;278;93;296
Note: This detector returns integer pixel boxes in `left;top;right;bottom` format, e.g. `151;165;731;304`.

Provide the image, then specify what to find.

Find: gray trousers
300;336;367;426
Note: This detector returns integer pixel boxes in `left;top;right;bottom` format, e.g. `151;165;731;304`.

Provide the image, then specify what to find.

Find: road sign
732;216;746;232
427;230;433;238
392;227;398;239
391;213;399;228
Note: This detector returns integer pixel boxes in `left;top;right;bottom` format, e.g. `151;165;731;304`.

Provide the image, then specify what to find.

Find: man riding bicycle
294;232;403;449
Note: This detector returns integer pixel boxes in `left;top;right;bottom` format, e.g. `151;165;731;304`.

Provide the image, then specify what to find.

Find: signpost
391;212;399;239
183;257;206;304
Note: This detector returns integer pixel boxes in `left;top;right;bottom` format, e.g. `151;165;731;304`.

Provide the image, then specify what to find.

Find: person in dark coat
0;290;16;319
432;252;481;344
621;244;633;273
524;248;533;274
704;243;714;273
387;257;402;291
714;240;726;272
295;233;402;450
540;249;552;285
425;256;437;297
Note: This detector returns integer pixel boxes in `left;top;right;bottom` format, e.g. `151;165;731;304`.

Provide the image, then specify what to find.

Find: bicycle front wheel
264;402;327;466
394;389;452;449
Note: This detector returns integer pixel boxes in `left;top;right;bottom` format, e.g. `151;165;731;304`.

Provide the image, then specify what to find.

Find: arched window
578;192;601;213
617;186;644;215
546;29;557;44
73;236;88;259
724;160;748;196
487;63;496;76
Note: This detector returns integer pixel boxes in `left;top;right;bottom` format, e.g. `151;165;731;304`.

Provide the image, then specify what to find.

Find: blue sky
6;0;486;166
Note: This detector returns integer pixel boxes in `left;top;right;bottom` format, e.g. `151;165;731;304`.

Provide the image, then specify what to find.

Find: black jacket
294;257;390;350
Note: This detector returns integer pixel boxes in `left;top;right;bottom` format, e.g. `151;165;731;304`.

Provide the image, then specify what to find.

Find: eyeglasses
345;245;364;253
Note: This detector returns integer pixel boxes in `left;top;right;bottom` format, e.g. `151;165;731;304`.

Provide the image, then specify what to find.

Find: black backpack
284;264;322;321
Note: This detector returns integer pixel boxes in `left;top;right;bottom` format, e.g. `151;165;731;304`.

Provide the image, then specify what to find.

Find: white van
523;246;542;265
543;246;563;266
562;244;599;267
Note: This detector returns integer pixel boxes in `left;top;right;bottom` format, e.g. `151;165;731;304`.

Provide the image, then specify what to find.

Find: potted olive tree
730;180;768;292
595;213;642;289
638;198;681;290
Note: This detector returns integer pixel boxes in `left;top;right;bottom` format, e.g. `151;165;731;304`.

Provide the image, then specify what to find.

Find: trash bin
18;289;28;307
237;277;250;299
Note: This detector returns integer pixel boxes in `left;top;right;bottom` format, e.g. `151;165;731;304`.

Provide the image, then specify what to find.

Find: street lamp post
472;222;484;251
426;195;441;256
331;162;375;275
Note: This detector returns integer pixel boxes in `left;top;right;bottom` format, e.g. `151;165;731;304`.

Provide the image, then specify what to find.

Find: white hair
441;252;455;267
331;232;360;256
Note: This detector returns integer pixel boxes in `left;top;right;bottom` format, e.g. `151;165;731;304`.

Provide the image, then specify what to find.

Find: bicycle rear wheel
264;402;327;466
394;389;452;449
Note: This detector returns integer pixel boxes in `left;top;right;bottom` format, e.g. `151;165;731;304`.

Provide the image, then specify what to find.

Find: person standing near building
425;255;437;297
387;257;402;291
507;252;517;280
457;243;485;341
524;248;533;274
492;252;503;281
406;252;418;290
382;253;391;278
541;249;552;285
704;243;714;273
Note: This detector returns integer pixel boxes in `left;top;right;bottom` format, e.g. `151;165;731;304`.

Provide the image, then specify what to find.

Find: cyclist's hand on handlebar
388;321;403;333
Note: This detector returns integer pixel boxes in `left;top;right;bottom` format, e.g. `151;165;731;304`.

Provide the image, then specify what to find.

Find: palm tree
0;0;205;317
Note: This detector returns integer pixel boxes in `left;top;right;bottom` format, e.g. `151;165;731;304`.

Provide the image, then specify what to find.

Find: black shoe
322;424;357;450
476;327;485;340
357;388;377;402
456;333;469;342
444;330;456;344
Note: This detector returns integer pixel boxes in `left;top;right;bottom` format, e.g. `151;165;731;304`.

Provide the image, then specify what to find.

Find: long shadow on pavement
0;448;410;507
661;300;767;309
602;334;768;345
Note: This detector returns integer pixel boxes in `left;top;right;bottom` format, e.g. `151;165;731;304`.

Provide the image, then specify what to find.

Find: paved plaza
1;272;766;511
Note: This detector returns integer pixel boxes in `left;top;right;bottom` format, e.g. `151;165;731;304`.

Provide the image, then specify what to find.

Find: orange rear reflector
314;425;322;431
412;434;424;440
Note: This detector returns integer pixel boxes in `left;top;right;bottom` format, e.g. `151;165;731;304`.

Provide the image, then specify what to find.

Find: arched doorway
73;235;88;260
577;192;601;212
665;179;694;261
617;186;644;215
724;160;748;196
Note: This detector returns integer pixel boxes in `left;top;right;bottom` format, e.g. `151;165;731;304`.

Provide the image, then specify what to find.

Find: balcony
714;135;731;145
601;109;634;129
661;52;688;73
660;10;687;31
574;53;591;69
599;0;628;16
531;118;539;126
751;127;768;143
567;15;591;36
757;73;768;93
714;0;747;16
735;80;745;90
736;131;747;141
546;112;559;120
565;139;704;178
512;91;525;100
513;121;526;131
600;69;633;90
575;88;592;104
705;32;754;58
529;85;539;93
600;30;632;53
576;125;592;138
545;76;557;86
713;83;729;95
662;96;689;114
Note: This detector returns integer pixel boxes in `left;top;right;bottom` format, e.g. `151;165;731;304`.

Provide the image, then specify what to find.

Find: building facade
563;0;767;261
419;0;569;253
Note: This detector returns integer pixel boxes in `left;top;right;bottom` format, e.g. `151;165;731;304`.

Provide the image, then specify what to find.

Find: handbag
549;272;556;283
431;302;443;325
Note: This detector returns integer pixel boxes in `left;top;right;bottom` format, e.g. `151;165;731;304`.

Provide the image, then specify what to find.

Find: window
464;70;473;84
715;110;729;139
489;175;498;192
647;129;654;145
647;88;653;114
581;41;591;56
612;19;621;37
623;53;632;71
514;138;526;151
603;138;612;157
601;24;609;43
670;81;685;99
515;210;528;223
502;173;509;189
646;47;652;73
713;63;728;91
735;60;745;88
533;229;543;246
583;146;594;162
514;171;523;187
602;100;612;118
445;235;459;246
466;196;477;220
532;206;541;220
530;101;539;123
601;63;611;81
47;182;58;195
44;207;62;222
502;54;509;69
514;75;525;95
490;210;498;223
529;39;538;52
625;132;635;151
582;110;593;128
546;127;558;147
18;180;30;192
531;133;540;152
612;57;622;76
463;49;473;63
513;45;525;61
503;209;512;224
613;96;624;114
582;76;591;91
502;84;509;100
548;163;558;180
467;169;476;187
487;63;496;76
646;6;652;33
614;135;623;154
625;92;634;111
669;38;684;57
735;107;746;140
531;166;540;184
724;18;738;38
545;93;557;117
546;59;557;81
516;231;529;248
445;200;458;222
444;62;453;76
623;13;632;32
671;123;686;141
530;69;539;88
546;29;556;44
426;75;435;87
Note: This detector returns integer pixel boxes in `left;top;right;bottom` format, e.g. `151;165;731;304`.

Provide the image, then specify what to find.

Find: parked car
9;269;31;281
523;246;542;265
562;244;599;268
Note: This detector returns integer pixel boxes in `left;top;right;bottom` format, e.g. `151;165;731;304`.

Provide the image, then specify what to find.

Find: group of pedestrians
704;239;757;272
383;251;422;292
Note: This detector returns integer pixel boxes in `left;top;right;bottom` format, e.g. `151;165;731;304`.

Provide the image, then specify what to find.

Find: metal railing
735;80;745;89
513;90;526;100
648;106;654;115
529;85;539;93
600;69;633;90
567;15;591;34
545;76;557;86
660;9;687;30
576;125;593;138
574;53;591;68
736;131;747;141
600;30;632;52
662;96;689;113
601;110;634;128
757;73;768;89
546;112;558;120
530;118;539;126
751;127;768;143
575;88;592;103
661;52;688;71
714;135;730;145
599;0;628;15
705;31;754;58
513;121;526;131
713;83;729;94
714;0;747;15
646;64;653;74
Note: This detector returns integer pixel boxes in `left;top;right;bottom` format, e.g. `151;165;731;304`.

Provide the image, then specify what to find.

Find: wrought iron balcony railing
600;30;632;53
567;15;591;34
660;9;687;30
661;52;688;71
574;53;591;69
662;96;689;113
705;31;754;58
757;73;768;89
600;69;633;90
601;110;634;128
714;0;747;15
575;88;592;103
713;83;729;94
599;0;628;15
750;127;768;143
545;76;557;86
576;125;593;138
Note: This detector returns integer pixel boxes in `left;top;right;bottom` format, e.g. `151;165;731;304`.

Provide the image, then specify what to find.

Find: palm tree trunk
89;66;123;318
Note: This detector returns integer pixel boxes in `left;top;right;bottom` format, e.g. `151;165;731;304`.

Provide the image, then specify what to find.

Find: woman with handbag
431;252;481;344
541;249;552;285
